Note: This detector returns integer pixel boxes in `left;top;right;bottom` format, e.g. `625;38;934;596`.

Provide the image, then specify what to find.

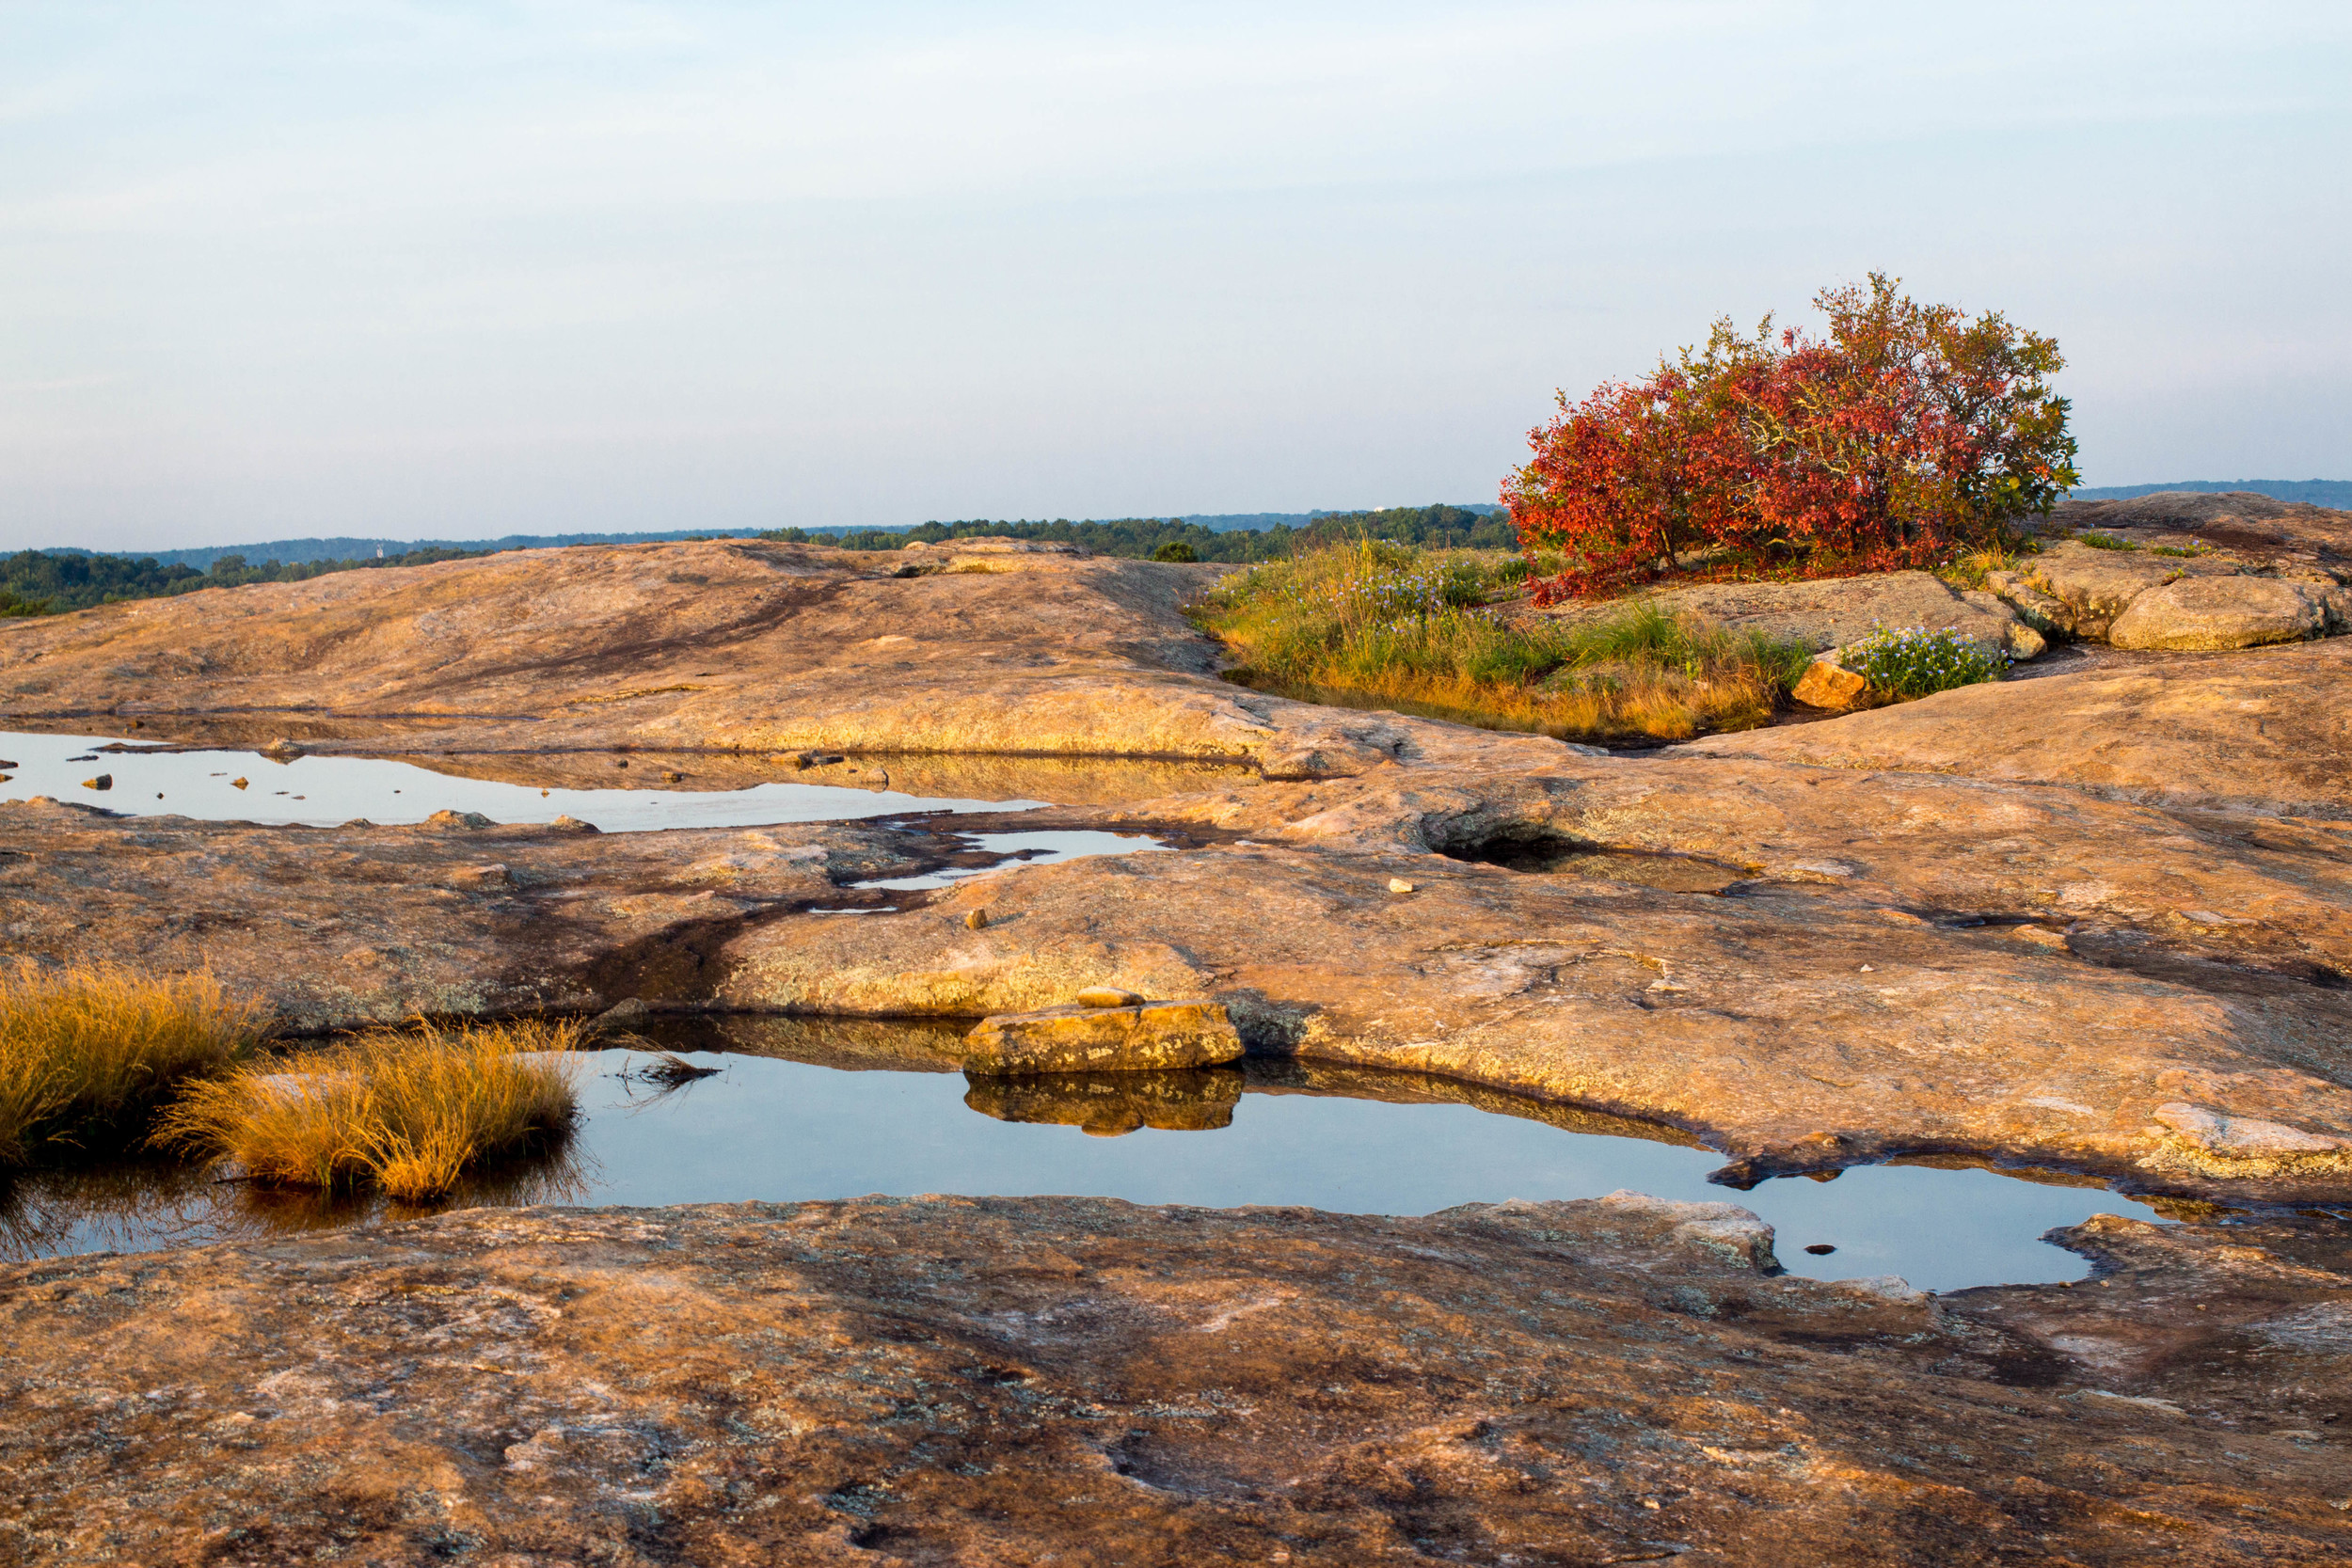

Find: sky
3;3;2348;554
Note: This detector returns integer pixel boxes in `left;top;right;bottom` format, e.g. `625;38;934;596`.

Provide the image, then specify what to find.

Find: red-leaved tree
1508;275;2079;599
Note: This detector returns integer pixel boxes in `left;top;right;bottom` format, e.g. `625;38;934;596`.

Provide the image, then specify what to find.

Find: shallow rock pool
4;1031;2174;1293
0;729;1048;831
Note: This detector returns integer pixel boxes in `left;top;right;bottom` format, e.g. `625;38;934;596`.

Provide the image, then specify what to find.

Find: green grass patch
2077;531;2139;551
1189;541;1813;742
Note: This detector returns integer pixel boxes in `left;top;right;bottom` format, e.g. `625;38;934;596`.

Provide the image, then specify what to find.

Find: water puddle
855;830;1174;891
2;1022;2175;1292
0;730;1047;832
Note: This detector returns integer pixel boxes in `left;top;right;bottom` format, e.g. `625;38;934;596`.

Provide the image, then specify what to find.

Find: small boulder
548;815;600;832
964;908;990;930
230;777;249;790
961;1000;1244;1075
2024;543;2180;640
1074;986;1143;1007
2106;577;2325;651
1387;878;1416;895
82;774;113;791
1789;657;1869;710
424;809;496;830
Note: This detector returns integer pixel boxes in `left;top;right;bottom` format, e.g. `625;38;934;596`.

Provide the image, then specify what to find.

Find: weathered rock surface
2106;574;2328;651
2;1195;2347;1566
2049;487;2352;570
1788;654;1871;710
1686;635;2352;816
1546;568;2038;657
715;799;2352;1203
961;1000;1245;1074
6;592;2352;1197
0;798;954;1028
0;538;1518;782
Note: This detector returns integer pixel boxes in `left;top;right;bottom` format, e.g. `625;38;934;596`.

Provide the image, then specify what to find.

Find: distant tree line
0;544;495;616
758;505;1517;562
0;504;1518;617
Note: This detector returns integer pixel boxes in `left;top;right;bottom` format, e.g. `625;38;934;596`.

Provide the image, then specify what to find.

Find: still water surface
3;1045;2171;1294
0;729;1043;831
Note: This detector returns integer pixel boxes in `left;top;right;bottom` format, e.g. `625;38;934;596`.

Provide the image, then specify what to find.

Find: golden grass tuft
151;1018;585;1201
0;963;258;1167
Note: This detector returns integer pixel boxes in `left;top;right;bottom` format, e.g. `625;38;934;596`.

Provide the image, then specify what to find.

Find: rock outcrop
961;999;1245;1074
1685;634;2352;816
5;539;2352;1200
1545;568;2041;657
1;1195;2346;1566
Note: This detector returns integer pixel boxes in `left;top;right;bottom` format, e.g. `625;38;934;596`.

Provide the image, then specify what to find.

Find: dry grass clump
152;1018;584;1201
0;963;258;1167
1192;540;1811;742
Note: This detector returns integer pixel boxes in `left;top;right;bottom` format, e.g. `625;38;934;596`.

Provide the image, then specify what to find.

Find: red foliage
1507;276;2079;601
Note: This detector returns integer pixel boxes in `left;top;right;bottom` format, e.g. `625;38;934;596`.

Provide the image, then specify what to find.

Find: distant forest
0;544;495;616
2069;479;2352;508
760;505;1516;562
21;482;2343;617
3;505;1511;615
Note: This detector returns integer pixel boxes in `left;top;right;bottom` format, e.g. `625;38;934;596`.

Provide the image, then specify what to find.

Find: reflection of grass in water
0;1141;596;1263
153;1019;585;1201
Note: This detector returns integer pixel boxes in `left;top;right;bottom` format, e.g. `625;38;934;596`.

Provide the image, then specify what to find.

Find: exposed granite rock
0;538;1539;781
1;1195;2346;1566
1788;655;1869;709
2106;575;2328;651
1685;635;2352;816
713;804;2352;1204
2017;539;2204;640
961;1000;1245;1074
0;799;954;1029
1545;569;2036;657
2049;488;2352;571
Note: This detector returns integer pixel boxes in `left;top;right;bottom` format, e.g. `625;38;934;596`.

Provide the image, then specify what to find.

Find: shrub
2077;531;2138;551
1189;541;1811;741
1841;625;2009;698
1508;274;2079;599
1150;540;1199;562
152;1018;583;1201
0;964;257;1167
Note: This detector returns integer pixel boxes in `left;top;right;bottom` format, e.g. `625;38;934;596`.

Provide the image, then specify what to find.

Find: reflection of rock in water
963;1068;1244;1136
1241;1058;1708;1148
649;1013;970;1073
